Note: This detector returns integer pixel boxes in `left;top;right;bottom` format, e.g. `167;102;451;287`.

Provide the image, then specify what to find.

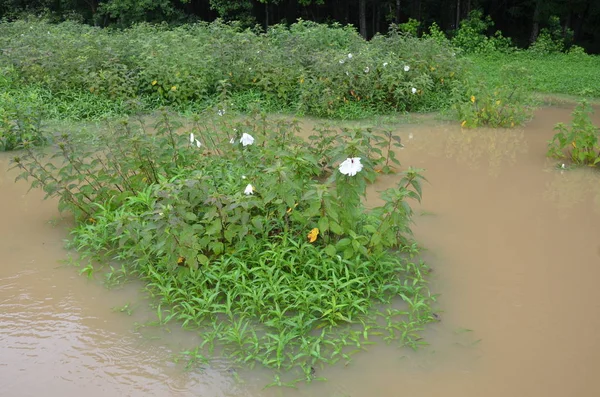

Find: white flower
242;175;246;179
339;59;345;64
347;53;353;59
345;71;350;76
339;157;363;176
190;133;195;143
411;87;417;94
218;109;225;117
364;66;370;73
561;163;566;169
240;133;255;146
230;137;236;144
408;133;414;140
404;65;410;72
195;139;202;148
383;62;388;67
244;184;254;195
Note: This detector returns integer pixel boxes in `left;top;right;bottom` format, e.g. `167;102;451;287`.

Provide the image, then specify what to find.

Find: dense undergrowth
11;110;435;384
2;11;597;148
0;19;465;119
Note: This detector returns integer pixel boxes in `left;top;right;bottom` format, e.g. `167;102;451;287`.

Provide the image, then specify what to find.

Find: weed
547;100;600;166
12;109;436;383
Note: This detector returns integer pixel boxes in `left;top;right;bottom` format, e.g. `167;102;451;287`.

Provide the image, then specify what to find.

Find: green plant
451;10;514;54
547;100;600;166
0;94;47;151
11;110;436;384
453;63;533;128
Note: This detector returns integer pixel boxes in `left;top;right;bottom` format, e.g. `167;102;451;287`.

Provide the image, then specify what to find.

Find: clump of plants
547;100;600;166
11;109;434;385
454;63;533;128
0;90;47;151
0;19;466;120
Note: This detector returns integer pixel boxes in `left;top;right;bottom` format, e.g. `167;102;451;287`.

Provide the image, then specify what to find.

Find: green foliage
453;63;533;128
0;19;465;120
529;15;574;55
397;18;420;37
0;87;46;151
547;101;600;166
451;10;514;54
98;0;185;26
468;51;600;98
422;22;449;45
11;110;435;382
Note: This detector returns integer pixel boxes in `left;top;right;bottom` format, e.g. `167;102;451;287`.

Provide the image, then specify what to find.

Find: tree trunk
455;0;460;29
396;0;401;24
265;2;269;30
529;0;542;44
359;0;367;39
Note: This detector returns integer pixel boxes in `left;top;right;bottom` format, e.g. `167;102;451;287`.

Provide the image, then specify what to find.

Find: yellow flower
430;66;435;71
572;141;577;148
450;72;455;77
177;256;185;265
461;120;467;127
511;122;515;127
171;86;177;91
151;80;157;86
470;95;475;103
88;217;96;224
307;228;319;243
300;78;304;84
496;100;501;105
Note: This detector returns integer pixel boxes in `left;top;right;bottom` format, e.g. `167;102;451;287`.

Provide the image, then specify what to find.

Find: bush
453;63;533;128
11;110;435;383
547;100;600;166
0;18;466;120
451;10;515;54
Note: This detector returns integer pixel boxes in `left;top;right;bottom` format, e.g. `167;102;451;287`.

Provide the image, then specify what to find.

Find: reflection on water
405;122;528;177
543;167;600;216
2;104;600;397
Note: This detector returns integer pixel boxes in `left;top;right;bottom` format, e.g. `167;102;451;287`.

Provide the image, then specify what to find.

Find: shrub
0;88;46;151
0;19;466;120
547;100;600;166
454;63;533;128
11;110;435;382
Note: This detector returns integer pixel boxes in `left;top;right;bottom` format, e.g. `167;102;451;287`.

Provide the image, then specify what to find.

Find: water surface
1;105;599;396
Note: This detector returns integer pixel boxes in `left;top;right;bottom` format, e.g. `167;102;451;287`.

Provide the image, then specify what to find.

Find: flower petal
240;133;255;146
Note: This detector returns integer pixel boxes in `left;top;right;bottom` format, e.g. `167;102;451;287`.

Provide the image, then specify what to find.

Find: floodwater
1;105;600;396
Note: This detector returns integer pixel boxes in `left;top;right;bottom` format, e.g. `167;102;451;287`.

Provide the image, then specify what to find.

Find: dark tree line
1;0;599;52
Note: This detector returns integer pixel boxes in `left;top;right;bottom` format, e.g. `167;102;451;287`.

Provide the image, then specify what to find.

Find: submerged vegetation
11;110;435;383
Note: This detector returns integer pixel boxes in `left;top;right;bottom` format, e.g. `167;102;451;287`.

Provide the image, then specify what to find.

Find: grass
469;51;600;99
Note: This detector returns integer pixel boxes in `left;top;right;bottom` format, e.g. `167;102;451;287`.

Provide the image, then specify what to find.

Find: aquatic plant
547;100;600;166
11;109;435;384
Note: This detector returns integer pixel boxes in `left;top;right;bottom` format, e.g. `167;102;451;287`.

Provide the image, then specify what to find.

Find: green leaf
330;221;343;235
324;244;337;257
318;216;329;233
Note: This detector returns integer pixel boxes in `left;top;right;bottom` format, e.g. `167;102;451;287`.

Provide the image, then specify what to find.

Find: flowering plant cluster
11;109;433;384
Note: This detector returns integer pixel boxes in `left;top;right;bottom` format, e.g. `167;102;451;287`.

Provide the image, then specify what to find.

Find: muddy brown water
2;105;600;396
